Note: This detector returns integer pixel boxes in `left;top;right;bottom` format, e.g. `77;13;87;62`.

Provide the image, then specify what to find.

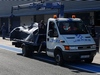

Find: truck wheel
85;58;93;63
55;51;64;66
22;44;33;57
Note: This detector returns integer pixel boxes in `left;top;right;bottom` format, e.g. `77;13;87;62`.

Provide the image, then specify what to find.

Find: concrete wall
35;15;44;23
0;1;34;17
0;1;100;17
20;16;34;26
44;14;53;22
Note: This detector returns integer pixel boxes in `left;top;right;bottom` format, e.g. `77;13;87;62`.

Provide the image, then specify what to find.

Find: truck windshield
57;21;88;34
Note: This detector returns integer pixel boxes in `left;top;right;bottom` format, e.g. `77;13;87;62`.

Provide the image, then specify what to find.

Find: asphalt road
0;47;99;75
0;37;100;75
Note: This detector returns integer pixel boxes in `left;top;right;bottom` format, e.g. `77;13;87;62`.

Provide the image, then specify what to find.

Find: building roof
0;1;100;17
0;1;34;17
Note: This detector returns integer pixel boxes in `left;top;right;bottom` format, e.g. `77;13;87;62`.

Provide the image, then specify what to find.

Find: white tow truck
11;2;97;65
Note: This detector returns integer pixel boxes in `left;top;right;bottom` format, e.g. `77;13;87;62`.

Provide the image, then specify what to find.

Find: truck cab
46;16;97;65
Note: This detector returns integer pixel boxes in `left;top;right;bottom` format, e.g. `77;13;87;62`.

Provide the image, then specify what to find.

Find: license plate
81;55;90;58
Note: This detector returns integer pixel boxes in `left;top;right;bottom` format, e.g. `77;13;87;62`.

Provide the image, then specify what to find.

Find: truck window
48;21;58;37
57;21;88;34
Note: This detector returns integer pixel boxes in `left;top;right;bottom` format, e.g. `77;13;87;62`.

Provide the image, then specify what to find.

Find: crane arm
11;2;64;18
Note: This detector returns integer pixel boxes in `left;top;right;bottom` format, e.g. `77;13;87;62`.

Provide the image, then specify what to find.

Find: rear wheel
22;44;33;57
54;51;64;66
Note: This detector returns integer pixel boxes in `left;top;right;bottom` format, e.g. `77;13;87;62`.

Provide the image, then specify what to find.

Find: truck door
47;21;58;57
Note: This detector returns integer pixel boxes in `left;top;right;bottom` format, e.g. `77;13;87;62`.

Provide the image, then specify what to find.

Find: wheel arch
54;46;63;56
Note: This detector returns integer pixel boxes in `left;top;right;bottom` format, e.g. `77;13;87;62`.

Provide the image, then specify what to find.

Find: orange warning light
53;15;57;19
72;15;76;18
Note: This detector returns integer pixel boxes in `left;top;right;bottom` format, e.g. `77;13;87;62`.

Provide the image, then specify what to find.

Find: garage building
0;0;100;33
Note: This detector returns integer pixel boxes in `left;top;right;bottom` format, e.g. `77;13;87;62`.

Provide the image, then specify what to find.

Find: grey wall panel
63;1;100;12
0;1;100;17
0;1;34;17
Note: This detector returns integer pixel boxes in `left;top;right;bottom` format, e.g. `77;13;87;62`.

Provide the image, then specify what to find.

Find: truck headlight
91;45;96;48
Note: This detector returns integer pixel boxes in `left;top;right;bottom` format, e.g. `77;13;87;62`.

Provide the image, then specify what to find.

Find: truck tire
54;51;64;66
22;44;33;57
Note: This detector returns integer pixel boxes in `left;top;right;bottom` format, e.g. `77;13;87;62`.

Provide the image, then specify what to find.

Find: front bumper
62;50;97;61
